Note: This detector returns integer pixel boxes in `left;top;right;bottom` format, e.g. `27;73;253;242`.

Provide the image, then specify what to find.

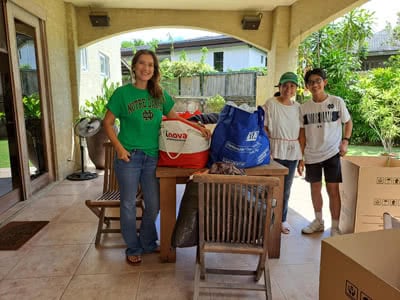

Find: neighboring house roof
120;35;264;75
366;30;400;56
121;35;256;56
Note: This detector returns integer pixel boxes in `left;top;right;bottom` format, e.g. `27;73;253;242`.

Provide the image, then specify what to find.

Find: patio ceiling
66;0;297;11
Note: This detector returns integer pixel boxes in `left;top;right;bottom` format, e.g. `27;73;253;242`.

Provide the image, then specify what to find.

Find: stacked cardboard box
339;156;400;234
320;229;400;300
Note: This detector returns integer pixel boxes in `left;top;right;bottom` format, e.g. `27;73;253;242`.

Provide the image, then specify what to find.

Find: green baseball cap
278;72;298;86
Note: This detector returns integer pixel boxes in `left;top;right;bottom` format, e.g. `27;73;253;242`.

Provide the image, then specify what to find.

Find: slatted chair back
192;173;279;299
103;142;119;193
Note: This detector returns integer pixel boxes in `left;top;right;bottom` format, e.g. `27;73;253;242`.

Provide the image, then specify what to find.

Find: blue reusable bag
208;104;270;168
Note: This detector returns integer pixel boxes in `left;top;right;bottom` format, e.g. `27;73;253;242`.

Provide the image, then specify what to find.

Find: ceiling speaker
241;14;262;30
89;14;110;27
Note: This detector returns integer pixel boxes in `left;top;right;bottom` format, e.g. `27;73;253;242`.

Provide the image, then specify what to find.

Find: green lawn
0;140;10;168
348;145;399;157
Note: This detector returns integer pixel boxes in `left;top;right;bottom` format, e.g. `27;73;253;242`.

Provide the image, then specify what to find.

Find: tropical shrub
205;94;226;113
81;78;119;120
358;66;400;153
297;8;376;144
22;93;41;119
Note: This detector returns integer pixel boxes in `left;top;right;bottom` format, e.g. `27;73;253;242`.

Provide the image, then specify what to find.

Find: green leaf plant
205;94;226;113
81;78;119;120
358;65;400;154
22;93;41;119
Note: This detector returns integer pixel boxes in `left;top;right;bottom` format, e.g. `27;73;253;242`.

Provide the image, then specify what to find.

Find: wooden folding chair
383;212;400;229
192;174;279;299
85;142;144;245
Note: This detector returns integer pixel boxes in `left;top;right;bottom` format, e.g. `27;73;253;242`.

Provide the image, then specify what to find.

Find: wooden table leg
269;175;283;258
159;177;177;262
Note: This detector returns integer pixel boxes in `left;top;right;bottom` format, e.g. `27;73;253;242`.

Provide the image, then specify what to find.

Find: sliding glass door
0;1;23;212
0;1;54;213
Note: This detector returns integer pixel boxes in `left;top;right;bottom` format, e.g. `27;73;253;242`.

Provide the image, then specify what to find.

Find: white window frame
99;52;110;78
80;48;88;71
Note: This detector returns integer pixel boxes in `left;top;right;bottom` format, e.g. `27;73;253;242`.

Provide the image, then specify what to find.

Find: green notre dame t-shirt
106;84;175;157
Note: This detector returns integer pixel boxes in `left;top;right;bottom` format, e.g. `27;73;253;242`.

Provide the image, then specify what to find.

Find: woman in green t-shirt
103;50;210;265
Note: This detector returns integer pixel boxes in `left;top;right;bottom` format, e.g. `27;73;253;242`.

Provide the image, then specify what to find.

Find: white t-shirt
263;97;302;161
299;95;351;164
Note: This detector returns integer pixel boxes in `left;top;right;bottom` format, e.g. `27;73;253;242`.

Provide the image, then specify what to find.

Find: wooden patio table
156;160;288;263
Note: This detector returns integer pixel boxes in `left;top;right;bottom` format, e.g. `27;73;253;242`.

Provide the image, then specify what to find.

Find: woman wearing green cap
262;72;302;234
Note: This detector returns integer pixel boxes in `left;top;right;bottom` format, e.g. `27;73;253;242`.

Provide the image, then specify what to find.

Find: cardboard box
320;229;400;300
339;156;400;234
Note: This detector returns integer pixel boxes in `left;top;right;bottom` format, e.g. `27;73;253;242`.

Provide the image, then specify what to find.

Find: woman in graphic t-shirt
103;50;211;265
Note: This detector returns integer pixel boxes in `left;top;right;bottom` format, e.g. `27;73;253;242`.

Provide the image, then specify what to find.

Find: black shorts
305;153;342;183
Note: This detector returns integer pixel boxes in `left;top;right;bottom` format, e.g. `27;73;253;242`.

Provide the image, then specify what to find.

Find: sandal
126;255;142;265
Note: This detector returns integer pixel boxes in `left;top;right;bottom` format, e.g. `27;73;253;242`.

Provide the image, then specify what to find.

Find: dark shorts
305;153;342;183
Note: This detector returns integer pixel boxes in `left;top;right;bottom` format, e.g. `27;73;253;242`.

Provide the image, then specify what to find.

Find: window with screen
99;52;110;77
80;48;88;71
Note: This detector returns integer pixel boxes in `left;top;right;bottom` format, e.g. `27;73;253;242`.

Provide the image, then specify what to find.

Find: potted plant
81;78;119;169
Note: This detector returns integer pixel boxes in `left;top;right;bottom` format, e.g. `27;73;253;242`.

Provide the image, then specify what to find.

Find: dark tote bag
208;104;270;168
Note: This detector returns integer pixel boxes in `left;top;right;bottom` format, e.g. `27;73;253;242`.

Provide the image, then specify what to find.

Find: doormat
0;221;49;250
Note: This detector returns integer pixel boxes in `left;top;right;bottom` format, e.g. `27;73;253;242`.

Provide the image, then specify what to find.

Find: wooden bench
85;142;144;246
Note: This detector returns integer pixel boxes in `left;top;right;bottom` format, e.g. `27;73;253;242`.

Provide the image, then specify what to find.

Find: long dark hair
131;49;163;99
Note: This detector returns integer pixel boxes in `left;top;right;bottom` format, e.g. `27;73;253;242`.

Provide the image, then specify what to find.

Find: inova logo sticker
165;131;188;141
246;131;258;141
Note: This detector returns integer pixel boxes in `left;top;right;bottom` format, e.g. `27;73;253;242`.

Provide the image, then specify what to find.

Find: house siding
79;39;122;104
161;43;266;72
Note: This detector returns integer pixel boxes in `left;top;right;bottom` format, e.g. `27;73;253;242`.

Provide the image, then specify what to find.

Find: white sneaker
330;227;341;236
302;219;324;234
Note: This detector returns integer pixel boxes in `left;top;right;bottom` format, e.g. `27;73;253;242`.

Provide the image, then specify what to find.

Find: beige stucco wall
75;8;274;52
256;76;269;106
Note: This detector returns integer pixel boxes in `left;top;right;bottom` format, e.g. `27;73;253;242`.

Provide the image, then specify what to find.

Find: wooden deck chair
383;212;400;229
192;174;279;300
85;142;144;246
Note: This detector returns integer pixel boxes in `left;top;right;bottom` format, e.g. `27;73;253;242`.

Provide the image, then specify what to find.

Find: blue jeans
114;150;160;256
274;159;298;223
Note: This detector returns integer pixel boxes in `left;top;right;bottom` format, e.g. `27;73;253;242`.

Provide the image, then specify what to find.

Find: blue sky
118;0;400;42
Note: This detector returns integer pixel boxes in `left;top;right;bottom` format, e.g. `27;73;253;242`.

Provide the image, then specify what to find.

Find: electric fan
67;117;101;181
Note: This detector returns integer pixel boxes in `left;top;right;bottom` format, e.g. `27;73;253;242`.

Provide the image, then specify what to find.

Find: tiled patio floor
0;171;333;299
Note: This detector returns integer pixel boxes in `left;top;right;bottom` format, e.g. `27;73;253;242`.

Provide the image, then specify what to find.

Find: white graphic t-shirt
299;95;351;164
